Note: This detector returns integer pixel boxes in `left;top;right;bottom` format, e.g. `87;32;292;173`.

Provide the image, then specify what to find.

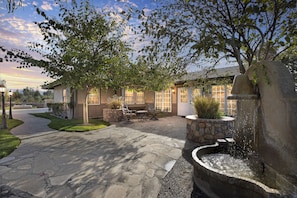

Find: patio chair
122;104;136;122
147;104;159;120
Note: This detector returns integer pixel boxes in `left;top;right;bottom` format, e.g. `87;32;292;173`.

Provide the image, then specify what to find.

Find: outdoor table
136;110;148;120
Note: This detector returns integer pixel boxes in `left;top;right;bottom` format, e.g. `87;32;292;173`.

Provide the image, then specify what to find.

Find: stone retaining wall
103;109;123;122
186;115;235;144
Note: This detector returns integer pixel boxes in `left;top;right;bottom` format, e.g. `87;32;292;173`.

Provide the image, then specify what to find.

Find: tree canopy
140;0;297;74
22;1;132;92
5;0;135;124
1;0;180;92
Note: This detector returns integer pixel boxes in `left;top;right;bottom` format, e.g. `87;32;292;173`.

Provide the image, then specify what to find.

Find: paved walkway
0;112;189;198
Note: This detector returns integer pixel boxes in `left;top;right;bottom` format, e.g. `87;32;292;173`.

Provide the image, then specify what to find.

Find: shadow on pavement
114;116;187;141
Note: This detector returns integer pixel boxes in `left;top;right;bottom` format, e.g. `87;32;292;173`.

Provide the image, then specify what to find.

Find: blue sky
0;0;157;90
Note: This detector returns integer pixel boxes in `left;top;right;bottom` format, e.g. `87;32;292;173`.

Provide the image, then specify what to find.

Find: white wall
53;86;70;103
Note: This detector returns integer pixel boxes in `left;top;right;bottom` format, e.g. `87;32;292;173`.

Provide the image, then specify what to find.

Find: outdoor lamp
0;84;7;129
171;88;175;94
9;90;13;119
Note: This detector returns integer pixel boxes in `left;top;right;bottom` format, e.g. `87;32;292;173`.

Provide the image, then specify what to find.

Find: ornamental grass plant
193;96;221;119
107;95;122;109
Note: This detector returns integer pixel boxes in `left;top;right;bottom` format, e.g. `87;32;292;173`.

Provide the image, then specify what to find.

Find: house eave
175;66;240;85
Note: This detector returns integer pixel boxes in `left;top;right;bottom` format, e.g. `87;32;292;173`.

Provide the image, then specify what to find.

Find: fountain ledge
192;142;282;198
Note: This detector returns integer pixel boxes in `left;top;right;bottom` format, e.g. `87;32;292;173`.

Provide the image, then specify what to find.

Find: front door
177;88;195;116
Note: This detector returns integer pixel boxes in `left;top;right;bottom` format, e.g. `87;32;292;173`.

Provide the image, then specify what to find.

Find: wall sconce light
171;88;175;94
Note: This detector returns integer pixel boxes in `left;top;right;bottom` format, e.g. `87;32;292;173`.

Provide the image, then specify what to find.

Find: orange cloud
0;62;53;90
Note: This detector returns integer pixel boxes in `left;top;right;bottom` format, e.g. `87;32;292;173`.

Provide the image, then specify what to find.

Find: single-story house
44;66;240;119
175;66;240;116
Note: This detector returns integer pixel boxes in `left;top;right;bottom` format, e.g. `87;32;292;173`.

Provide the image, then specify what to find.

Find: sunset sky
0;0;156;91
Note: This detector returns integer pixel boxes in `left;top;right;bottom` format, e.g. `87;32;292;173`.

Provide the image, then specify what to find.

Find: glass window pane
155;91;162;111
227;84;237;116
163;89;172;112
155;89;172;112
136;92;144;104
63;89;67;103
125;90;134;104
180;88;188;103
88;88;100;105
212;85;225;113
193;88;201;99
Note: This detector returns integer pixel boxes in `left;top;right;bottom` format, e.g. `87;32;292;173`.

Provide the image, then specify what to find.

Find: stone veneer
103;109;123;122
186;115;235;144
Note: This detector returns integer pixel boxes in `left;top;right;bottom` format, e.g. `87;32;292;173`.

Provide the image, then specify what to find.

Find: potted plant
103;95;123;122
186;96;234;144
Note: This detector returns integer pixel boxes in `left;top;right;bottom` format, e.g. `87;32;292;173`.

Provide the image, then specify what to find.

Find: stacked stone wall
103;109;123;122
186;115;234;144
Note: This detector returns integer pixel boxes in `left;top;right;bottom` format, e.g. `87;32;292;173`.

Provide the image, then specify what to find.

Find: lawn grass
0;118;23;159
31;112;110;132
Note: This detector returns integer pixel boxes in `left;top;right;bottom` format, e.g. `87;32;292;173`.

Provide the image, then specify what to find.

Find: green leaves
22;0;134;91
140;0;297;74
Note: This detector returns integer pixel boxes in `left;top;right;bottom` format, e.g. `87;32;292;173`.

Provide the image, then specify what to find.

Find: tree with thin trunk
17;0;132;124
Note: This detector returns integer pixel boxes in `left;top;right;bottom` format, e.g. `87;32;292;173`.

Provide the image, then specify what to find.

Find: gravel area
158;156;209;198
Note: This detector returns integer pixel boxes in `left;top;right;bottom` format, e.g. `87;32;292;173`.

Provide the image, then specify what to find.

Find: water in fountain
201;153;255;178
201;153;278;190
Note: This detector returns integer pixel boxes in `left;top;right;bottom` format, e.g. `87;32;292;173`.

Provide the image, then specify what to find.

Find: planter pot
186;115;235;144
103;109;123;122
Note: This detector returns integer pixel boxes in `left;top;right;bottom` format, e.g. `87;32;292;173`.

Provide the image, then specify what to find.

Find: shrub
193;96;221;119
107;95;122;109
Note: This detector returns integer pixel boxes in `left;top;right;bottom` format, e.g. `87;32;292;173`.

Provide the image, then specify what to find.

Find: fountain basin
192;140;282;198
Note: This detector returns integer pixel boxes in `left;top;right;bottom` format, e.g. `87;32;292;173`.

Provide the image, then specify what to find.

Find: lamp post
0;85;7;129
9;90;13;119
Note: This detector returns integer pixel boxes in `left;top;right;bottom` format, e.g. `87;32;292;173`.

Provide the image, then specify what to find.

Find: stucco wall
73;88;115;119
247;61;297;179
73;88;178;119
53;86;70;103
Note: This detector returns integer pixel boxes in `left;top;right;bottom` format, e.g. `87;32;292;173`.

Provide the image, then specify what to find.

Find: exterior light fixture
0;84;7;129
9;90;13;119
171;88;175;94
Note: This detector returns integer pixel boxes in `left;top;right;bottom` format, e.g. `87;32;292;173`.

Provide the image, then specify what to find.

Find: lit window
227;85;236;116
211;84;237;116
88;88;100;105
124;90;144;104
212;85;225;113
180;88;188;103
136;92;144;104
192;88;201;99
155;89;172;112
125;90;134;104
62;89;67;103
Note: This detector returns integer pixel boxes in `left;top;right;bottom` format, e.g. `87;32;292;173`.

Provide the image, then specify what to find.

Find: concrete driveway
0;109;187;198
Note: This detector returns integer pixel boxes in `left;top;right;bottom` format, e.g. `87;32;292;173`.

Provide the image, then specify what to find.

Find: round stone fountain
191;61;297;197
